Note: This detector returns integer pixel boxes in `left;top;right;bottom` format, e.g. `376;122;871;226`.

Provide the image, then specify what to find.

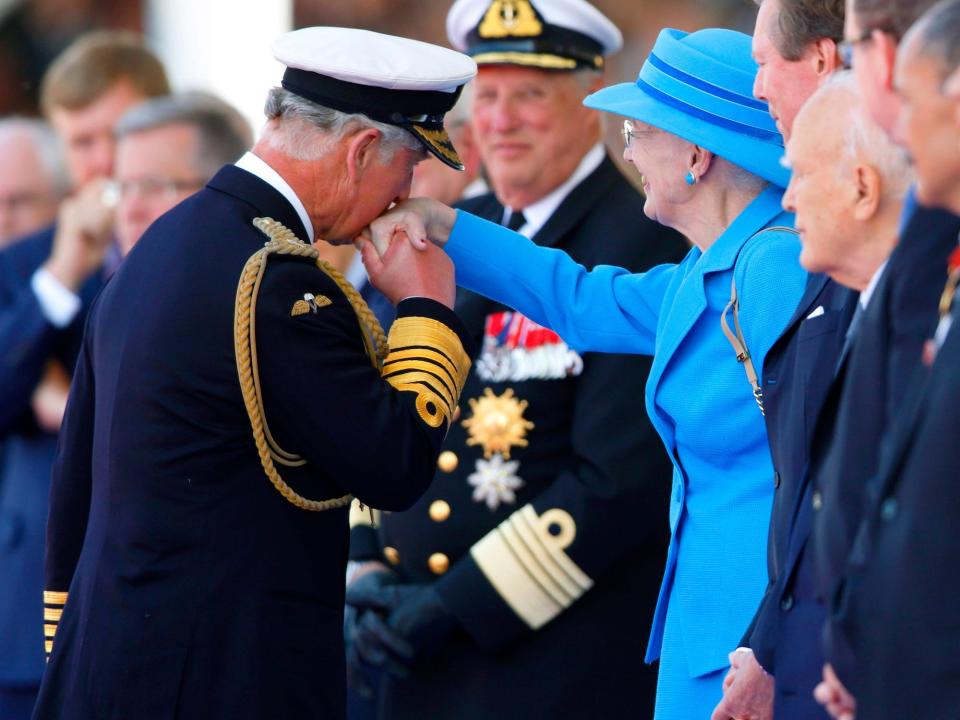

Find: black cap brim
408;123;464;170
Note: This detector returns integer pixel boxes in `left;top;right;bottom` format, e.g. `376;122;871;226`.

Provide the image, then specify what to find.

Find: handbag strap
719;226;799;417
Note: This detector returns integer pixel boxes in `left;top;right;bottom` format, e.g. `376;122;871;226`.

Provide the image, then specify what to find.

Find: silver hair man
0;118;69;246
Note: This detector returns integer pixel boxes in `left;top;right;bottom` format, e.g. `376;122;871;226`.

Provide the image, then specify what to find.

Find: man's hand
32;360;71;433
344;567;413;697
44;179;115;292
814;663;856;720
345;576;458;682
710;648;774;720
363;197;457;258
357;229;455;309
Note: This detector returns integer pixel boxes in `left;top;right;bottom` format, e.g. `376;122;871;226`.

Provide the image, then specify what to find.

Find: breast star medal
468;455;524;510
462;388;534;459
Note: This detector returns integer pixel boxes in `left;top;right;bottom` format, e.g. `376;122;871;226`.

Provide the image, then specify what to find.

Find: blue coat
0;227;102;686
444;185;807;680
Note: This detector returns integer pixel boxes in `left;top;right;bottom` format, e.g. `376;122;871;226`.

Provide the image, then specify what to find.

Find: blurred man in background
409;83;486;206
344;1;685;718
0;31;168;720
0;119;68;248
112;91;252;256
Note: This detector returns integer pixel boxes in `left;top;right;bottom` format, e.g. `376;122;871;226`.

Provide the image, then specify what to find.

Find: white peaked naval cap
272;27;478;169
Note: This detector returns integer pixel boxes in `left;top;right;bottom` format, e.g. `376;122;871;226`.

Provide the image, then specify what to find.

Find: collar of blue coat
695;185;793;274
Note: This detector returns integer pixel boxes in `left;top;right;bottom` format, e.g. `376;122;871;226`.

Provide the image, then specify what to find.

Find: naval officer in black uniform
345;1;687;718
35;27;476;720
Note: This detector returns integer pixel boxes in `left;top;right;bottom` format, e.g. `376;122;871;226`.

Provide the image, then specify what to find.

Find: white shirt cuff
31;268;82;328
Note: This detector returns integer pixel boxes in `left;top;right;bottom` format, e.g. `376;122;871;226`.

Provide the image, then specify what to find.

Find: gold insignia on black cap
479;0;543;39
409;124;464;170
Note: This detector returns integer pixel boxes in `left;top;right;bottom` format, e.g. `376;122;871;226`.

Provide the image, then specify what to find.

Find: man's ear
812;37;840;80
852;163;882;221
345;128;381;184
875;31;899;92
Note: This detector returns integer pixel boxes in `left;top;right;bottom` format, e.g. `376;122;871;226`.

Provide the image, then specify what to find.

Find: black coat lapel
207;165;312;243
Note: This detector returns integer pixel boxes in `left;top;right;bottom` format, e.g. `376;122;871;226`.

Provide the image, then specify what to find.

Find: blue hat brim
586;81;790;189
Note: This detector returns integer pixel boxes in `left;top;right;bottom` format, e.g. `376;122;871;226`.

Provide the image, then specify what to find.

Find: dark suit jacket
827;283;960;719
33;166;473;720
810;207;960;685
0;227;101;686
350;156;688;719
742;273;856;718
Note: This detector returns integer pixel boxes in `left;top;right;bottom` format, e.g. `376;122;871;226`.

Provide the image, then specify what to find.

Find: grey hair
908;0;960;84
262;87;421;164
825;71;913;198
0;117;70;197
116;91;253;179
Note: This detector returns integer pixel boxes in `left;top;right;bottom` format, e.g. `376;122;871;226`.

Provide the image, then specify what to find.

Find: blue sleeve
447;210;682;355
0;283;59;435
734;229;807;375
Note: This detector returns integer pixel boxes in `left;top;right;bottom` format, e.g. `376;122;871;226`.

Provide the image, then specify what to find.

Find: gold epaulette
234;217;387;512
43;590;68;661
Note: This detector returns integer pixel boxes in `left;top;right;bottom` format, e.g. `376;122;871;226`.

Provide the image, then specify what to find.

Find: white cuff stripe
500;521;574;607
508;510;581;599
470;504;593;630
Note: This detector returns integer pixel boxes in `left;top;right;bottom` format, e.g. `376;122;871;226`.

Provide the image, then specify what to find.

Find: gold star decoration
462;388;534;459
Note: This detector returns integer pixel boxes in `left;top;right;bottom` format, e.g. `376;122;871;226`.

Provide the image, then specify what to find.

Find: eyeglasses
622;120;645;150
839;26;893;69
103;177;203;206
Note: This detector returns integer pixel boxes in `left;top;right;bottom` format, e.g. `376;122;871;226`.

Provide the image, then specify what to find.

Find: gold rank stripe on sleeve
382;317;472;428
470;505;594;630
43;590;68;660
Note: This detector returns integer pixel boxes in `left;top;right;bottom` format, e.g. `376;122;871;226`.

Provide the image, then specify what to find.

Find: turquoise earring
685;171;697;186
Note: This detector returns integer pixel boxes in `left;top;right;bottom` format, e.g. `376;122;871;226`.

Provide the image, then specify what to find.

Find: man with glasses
111;92;251;257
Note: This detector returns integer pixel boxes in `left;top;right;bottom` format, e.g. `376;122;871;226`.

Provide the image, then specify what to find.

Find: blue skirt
653;594;726;719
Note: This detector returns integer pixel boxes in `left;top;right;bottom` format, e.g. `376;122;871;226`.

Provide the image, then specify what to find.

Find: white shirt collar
860;259;889;310
502;143;605;238
235;152;314;242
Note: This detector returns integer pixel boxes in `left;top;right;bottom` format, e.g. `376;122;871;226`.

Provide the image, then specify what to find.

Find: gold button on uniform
429;500;451;522
384;546;400;565
428;552;450;575
437;451;458;473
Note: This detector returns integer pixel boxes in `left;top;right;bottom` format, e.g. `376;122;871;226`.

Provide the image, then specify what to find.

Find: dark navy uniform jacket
741;272;856;720
350;156;687;719
827;270;960;720
34;165;473;720
809;205;960;687
0;227;102;687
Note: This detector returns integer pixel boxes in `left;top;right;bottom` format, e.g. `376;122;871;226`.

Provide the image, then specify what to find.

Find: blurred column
145;0;292;139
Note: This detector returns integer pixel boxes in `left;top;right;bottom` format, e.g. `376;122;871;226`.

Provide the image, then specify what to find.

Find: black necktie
504;209;527;232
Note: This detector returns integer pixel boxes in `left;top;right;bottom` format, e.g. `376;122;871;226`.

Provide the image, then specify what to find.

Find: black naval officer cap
446;0;623;72
273;27;477;169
